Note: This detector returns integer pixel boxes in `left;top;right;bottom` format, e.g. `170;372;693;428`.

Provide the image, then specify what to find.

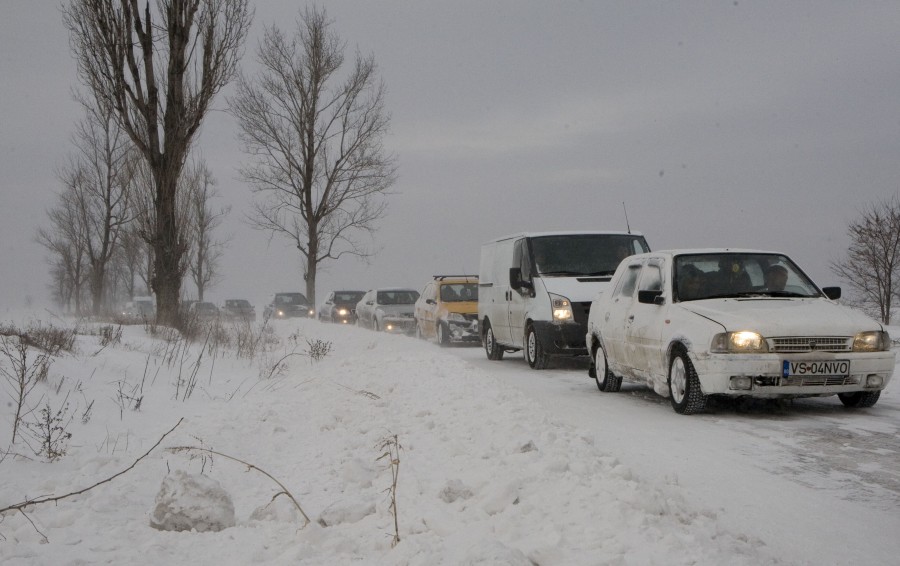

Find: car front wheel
437;322;450;347
668;349;707;415
838;390;881;408
483;320;504;360
525;324;550;370
593;345;621;392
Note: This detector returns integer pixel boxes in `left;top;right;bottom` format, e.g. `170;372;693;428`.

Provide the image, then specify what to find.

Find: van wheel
483;320;504;360
668;349;706;414
838;390;881;408
437;322;450;347
525;324;550;370
593;345;621;392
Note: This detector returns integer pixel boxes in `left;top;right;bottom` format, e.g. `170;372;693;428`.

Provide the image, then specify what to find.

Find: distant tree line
42;2;396;326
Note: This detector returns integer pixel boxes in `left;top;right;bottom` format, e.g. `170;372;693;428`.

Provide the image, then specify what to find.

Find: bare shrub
376;433;402;547
1;323;76;356
1;334;53;443
305;339;332;363
24;399;74;462
99;325;123;347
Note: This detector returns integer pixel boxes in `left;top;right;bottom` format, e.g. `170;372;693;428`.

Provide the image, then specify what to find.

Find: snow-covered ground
1;312;898;565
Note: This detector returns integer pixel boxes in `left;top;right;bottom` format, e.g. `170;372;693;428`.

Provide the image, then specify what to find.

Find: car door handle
627;314;635;321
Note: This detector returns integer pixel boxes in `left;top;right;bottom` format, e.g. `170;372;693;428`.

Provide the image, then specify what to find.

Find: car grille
573;302;591;325
768;336;852;353
780;375;860;387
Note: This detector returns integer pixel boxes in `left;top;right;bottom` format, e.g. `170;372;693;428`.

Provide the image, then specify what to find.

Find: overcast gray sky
3;1;900;312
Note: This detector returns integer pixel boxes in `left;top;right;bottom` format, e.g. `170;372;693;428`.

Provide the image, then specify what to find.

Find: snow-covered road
447;345;900;566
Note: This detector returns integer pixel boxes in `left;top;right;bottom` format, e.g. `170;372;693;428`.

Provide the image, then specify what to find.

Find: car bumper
691;351;895;398
382;318;416;334
447;319;480;342
533;320;589;356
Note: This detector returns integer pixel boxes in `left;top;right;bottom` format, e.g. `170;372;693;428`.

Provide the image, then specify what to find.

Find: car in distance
222;299;255;321
318;290;365;324
263;292;314;319
585;249;895;414
356;288;420;334
415;275;479;346
189;301;220;322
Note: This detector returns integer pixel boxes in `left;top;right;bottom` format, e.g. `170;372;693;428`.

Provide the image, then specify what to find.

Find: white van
478;231;650;369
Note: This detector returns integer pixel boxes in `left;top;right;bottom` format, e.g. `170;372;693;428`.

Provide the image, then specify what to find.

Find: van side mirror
509;267;532;290
822;287;841;300
638;290;664;305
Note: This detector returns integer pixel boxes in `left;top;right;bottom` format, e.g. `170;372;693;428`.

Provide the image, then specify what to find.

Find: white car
356;288;420;334
586;249;895;414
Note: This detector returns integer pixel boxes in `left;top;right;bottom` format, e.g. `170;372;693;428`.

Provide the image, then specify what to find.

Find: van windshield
530;234;650;277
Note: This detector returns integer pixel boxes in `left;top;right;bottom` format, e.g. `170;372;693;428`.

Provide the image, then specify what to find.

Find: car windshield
334;291;365;303
530;234;650;276
377;290;420;305
673;253;822;302
440;283;478;302
275;293;307;305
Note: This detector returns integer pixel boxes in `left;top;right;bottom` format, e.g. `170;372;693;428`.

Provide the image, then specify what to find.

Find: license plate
782;360;850;377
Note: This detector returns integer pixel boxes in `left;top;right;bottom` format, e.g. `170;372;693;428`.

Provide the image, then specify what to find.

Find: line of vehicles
123;228;896;415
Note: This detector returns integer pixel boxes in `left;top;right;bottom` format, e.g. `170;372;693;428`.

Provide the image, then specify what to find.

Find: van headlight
549;293;574;322
711;331;768;353
853;331;891;352
337;308;349;316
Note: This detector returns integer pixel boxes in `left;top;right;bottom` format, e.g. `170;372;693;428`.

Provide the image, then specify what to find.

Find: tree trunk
151;165;186;326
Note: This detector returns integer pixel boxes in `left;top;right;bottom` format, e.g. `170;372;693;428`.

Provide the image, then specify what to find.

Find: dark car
189;301;220;322
318;290;365;324
263;292;314;319
222;299;255;321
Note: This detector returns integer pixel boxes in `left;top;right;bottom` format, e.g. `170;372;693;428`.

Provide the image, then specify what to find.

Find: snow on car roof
484;230;643;243
631;248;784;258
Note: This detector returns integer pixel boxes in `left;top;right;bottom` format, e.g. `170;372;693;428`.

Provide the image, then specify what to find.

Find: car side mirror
366;301;374;305
638;290;665;305
822;286;841;300
509;267;532;290
426;298;436;305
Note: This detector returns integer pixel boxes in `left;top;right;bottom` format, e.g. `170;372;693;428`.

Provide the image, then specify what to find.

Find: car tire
525;324;550;370
838;390;881;408
483;320;504;361
593;344;621;392
668;349;706;415
437;322;450;347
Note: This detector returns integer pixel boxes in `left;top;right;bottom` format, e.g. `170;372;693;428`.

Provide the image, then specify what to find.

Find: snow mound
149;470;235;532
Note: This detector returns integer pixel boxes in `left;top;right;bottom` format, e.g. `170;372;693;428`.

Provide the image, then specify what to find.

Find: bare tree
229;6;397;306
830;196;900;324
184;159;230;301
63;0;252;325
58;95;137;316
37;189;89;314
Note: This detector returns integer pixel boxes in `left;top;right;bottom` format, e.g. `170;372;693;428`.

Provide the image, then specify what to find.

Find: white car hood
539;277;612;303
680;298;883;336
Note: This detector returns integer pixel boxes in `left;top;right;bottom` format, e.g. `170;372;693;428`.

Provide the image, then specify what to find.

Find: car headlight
853;331;891;352
277;310;284;317
549;293;574;322
337;308;349;316
710;331;768;353
447;312;466;323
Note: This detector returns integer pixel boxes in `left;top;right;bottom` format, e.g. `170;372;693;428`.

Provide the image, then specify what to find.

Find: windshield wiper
539;270;584;276
582;270;616;277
